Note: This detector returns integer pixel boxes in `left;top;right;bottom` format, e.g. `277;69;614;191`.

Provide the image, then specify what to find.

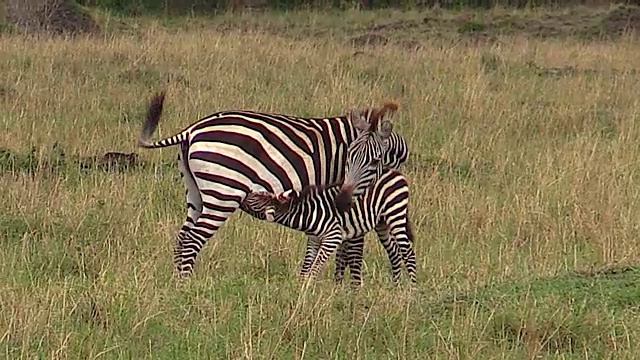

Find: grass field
2;6;640;359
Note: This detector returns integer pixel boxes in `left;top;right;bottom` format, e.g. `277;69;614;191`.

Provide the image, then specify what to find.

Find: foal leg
345;236;365;287
375;222;404;283
334;240;349;284
299;235;321;281
307;225;344;280
389;222;417;284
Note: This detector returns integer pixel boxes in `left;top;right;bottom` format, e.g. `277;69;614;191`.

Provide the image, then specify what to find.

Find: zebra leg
175;165;244;276
300;236;321;280
333;241;349;284
307;227;344;280
175;199;238;276
345;236;365;287
174;149;203;271
375;222;404;283
389;222;417;284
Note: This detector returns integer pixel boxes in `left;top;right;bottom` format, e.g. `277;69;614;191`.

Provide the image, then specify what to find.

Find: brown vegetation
346;4;640;49
6;0;99;35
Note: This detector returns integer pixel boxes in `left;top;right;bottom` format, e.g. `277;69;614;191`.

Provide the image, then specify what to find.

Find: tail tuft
138;91;166;148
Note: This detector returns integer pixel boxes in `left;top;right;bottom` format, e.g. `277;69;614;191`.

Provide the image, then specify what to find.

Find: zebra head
383;132;409;170
244;189;301;222
336;102;397;212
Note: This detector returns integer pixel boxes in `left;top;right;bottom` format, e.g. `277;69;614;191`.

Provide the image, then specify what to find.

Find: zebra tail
137;91;187;149
406;214;415;244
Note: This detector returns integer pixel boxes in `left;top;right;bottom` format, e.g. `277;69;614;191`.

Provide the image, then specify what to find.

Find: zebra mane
369;101;398;130
292;184;324;205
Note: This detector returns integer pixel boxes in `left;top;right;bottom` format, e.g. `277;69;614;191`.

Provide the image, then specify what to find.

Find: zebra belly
339;212;377;240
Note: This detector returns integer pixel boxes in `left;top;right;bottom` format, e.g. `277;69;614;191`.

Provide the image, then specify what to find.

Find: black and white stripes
244;168;417;285
137;91;408;276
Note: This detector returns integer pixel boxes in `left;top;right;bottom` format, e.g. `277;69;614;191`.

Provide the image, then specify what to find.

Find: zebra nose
265;208;276;222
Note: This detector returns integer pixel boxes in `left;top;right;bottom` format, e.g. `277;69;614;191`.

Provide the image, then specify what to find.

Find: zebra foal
243;168;417;285
137;91;409;276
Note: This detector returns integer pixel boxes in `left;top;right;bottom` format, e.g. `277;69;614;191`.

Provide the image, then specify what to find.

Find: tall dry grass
1;13;640;359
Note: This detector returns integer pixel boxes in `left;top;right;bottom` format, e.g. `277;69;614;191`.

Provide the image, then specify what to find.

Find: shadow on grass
0;143;176;176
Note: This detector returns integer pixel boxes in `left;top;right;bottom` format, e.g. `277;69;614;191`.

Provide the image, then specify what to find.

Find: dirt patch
394;39;422;50
368;19;422;32
6;0;100;36
348;33;389;47
572;264;640;278
78;152;141;172
0;85;17;102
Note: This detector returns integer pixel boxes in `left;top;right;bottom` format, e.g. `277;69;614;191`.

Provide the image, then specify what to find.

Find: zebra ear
277;189;299;204
345;108;370;132
369;101;399;132
379;120;393;140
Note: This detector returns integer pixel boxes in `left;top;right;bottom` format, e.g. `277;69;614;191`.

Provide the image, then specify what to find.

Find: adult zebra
138;91;408;276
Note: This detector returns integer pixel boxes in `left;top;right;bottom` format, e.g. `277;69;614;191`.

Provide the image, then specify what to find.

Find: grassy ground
2;7;640;359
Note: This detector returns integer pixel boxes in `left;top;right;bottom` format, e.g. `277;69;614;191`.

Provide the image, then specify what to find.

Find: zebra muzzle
265;207;276;222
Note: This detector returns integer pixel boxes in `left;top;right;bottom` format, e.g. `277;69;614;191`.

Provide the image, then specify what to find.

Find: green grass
2;7;640;359
432;266;640;357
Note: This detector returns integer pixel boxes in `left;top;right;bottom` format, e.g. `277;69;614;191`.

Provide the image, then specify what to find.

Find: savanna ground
3;4;640;359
